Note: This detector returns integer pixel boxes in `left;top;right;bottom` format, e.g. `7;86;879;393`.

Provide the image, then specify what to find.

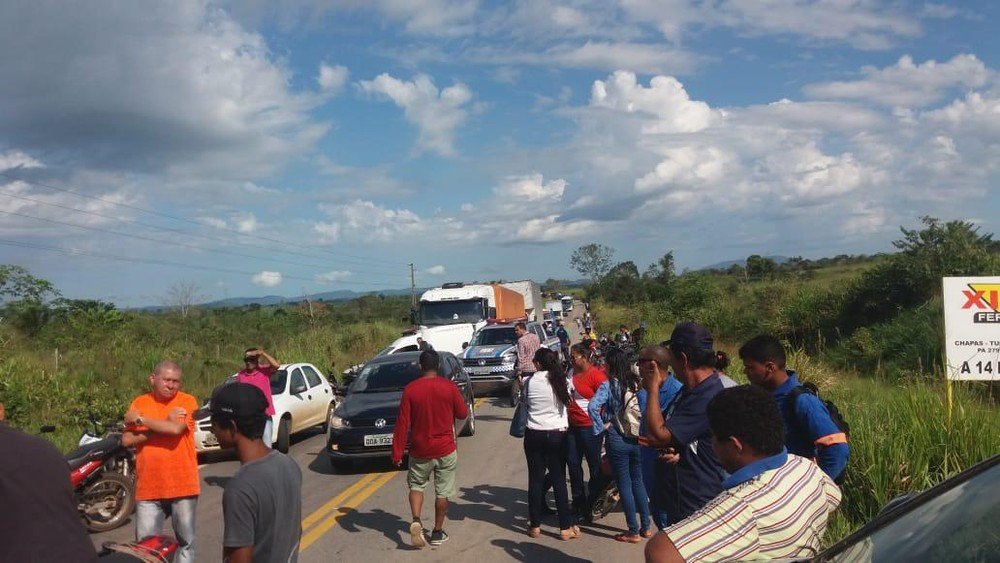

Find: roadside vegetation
577;217;1000;542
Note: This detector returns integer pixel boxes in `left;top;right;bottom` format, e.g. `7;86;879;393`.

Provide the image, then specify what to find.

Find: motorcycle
98;536;177;562
63;414;137;532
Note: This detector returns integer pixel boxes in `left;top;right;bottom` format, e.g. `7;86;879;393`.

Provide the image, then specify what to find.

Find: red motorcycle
61;415;137;532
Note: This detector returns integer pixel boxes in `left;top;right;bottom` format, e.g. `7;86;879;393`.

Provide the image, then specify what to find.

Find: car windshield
349;361;422;393
420;299;485;326
823;460;999;562
470;327;517;346
270;369;287;395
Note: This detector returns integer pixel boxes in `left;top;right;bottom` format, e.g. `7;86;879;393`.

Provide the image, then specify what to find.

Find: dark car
325;351;475;471
810;454;998;562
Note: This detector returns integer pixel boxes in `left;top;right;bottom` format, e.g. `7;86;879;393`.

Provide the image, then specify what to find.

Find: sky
0;0;997;306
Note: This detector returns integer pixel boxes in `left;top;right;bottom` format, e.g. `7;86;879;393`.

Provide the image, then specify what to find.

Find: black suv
325;351;475;471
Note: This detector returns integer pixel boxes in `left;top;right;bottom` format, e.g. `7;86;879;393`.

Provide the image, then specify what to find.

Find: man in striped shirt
645;386;841;563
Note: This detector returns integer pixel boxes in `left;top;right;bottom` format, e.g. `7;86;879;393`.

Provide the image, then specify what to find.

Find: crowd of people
511;315;851;561
1;311;850;562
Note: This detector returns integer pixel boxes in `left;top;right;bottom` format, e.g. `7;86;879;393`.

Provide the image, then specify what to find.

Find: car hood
336;390;404;420
462;343;515;360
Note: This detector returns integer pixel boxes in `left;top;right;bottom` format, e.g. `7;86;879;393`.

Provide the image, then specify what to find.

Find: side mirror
462;342;469;349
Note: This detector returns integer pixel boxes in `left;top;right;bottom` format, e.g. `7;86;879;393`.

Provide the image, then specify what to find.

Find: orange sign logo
962;284;1000;312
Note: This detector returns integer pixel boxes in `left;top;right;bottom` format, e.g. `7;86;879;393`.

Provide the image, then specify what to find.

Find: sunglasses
244;357;258;363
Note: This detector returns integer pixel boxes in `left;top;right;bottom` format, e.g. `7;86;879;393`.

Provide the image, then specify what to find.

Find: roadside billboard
943;277;1000;381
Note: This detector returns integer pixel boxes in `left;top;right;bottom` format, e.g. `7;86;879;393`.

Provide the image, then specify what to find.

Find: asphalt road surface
91;301;648;562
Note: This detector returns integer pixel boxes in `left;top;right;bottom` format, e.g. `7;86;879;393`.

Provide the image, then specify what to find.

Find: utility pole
409;263;416;308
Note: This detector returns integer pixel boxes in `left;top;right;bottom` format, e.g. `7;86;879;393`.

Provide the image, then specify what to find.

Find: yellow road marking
301;473;379;531
300;471;398;551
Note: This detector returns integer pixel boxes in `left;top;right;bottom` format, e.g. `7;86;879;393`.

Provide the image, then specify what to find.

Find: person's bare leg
433;497;449;531
408;490;427;548
409;490;424;521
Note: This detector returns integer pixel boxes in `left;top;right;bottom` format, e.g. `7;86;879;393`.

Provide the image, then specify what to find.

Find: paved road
90;300;650;562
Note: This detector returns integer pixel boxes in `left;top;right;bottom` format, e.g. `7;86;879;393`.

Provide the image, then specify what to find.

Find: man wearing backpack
739;335;850;482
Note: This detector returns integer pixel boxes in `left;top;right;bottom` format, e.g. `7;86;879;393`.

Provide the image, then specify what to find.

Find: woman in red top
566;342;608;517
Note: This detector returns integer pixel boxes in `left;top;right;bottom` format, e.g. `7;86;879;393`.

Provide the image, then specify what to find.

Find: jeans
262;417;273;449
606;429;651;535
641;446;670;530
566;426;606;511
136;497;197;563
524;428;572;529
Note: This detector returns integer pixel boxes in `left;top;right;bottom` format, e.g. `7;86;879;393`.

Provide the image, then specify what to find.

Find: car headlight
329;414;349;429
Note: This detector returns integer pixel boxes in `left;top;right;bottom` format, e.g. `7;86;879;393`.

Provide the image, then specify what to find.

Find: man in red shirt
567;342;609;517
236;347;279;448
392;351;469;548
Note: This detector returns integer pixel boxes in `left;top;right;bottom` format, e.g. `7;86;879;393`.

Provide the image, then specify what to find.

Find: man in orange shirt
123;361;200;563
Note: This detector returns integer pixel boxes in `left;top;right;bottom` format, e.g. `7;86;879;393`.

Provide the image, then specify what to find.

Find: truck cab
381;282;527;356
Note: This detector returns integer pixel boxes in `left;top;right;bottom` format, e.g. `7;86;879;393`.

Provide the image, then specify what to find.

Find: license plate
364;434;393;447
203;433;219;447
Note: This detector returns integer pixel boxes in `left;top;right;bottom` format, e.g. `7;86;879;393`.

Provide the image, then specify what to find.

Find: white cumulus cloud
357;73;474;156
804;54;994;108
315;270;352;283
251;271;283;287
318;64;349;93
590;71;718;133
425;265;446;275
494;173;566;202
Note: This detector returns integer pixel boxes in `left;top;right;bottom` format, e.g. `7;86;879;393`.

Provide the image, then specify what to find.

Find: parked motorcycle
63;415;137;532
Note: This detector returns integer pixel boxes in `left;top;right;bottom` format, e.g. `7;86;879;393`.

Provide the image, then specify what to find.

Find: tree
746;254;776;280
645;251;676;282
0;265;59;303
570;244;615;283
164;281;202;318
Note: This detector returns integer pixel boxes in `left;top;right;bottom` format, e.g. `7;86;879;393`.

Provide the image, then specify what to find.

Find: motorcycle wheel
80;472;135;533
589;482;620;522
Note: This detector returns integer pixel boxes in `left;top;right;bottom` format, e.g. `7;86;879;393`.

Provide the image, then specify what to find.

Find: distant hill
199;287;416;309
700;256;790;271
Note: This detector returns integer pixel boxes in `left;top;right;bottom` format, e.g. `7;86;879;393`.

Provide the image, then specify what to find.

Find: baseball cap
210;382;268;420
665;322;714;351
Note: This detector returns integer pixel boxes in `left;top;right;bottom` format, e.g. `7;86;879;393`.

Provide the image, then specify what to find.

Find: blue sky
0;0;997;306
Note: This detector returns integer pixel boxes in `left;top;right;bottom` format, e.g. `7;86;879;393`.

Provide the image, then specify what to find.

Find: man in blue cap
641;322;728;525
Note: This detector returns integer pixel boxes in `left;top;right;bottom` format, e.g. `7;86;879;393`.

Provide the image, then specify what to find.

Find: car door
286;367;313;431
301;364;331;424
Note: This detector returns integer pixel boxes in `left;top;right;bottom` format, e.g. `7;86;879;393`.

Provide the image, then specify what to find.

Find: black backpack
785;382;850;439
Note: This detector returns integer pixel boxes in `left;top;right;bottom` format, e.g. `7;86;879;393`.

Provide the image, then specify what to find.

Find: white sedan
194;362;337;454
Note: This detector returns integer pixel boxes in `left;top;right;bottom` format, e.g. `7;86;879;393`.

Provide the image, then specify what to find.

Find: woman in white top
522;348;581;541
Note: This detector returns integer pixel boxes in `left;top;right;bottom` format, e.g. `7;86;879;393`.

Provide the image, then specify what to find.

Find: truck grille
462;357;505;367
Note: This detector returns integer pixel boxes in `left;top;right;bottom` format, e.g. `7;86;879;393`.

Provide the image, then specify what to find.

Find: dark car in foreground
325;351;475;471
810;454;998;562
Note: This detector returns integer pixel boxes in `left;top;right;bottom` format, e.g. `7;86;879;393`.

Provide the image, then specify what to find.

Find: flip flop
614;533;642;544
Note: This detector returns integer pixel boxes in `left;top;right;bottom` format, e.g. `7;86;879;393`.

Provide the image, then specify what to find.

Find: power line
0;171;408;267
0;239;408;288
0;190;404;275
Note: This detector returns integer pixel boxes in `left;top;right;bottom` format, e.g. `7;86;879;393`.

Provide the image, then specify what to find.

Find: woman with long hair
522;347;581;541
588;347;652;543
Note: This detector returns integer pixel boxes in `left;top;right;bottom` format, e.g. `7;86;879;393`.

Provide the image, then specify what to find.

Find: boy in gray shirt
210;383;303;563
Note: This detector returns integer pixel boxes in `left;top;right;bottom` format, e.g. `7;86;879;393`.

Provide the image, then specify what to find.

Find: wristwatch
135;415;144;426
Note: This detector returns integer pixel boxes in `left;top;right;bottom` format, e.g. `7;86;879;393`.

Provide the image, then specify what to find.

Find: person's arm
798;395;849;479
588;381;610;435
257;349;279;372
645;533;686;563
223;546;253;563
391;391;411;465
453;384;469;421
643;372;675;446
125;406;188;435
122;431;148;447
646;495;756;563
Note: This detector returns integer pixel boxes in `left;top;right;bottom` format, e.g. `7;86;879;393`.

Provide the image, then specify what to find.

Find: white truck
378;282;528;356
501;280;543;324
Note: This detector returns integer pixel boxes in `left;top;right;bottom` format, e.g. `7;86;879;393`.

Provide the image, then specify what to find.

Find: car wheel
276;417;291;454
458;402;476;437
